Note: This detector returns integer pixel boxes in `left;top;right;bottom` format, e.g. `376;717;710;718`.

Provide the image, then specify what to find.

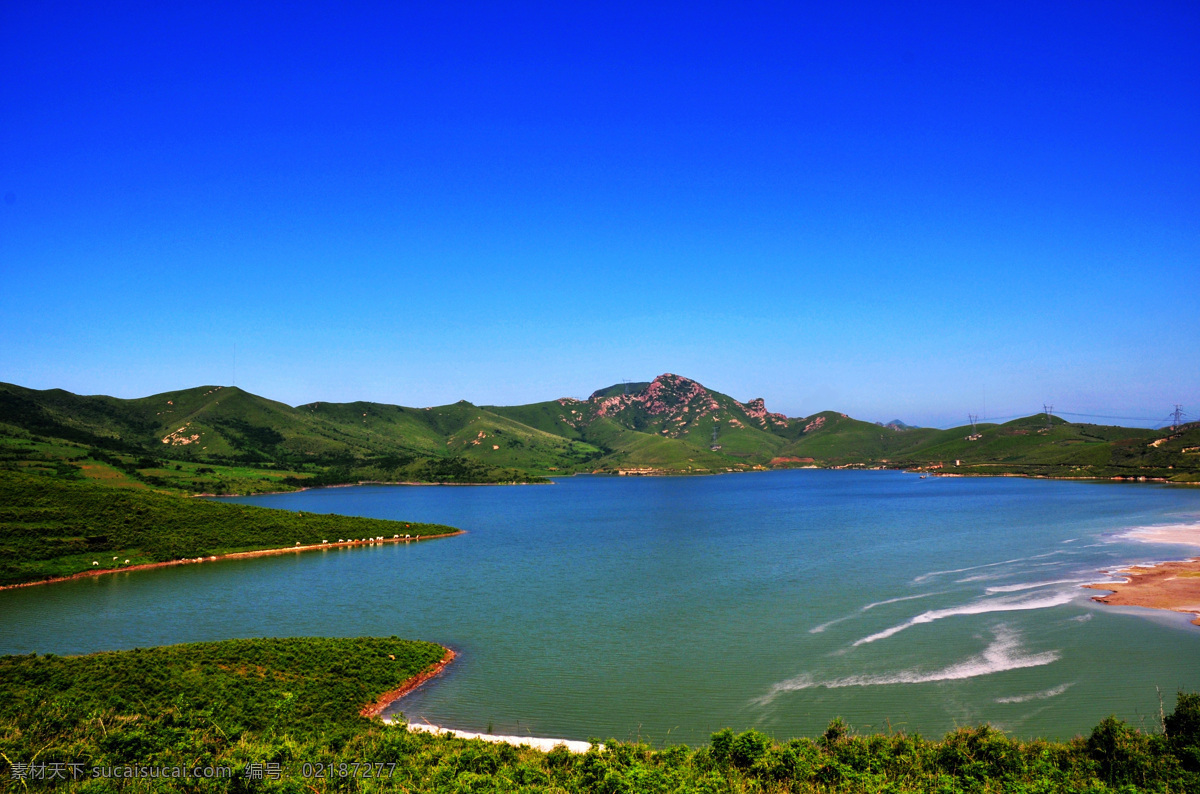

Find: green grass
0;469;461;586
779;412;937;462
1;640;1198;792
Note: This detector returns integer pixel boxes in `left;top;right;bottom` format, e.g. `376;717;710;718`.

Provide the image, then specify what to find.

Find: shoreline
1085;558;1200;627
925;470;1197;485
193;479;551;499
361;647;457;718
187;468;1197;499
399;722;595;754
0;530;464;593
367;649;596;754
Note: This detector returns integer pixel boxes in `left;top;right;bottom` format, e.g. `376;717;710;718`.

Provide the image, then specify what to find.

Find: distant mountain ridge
2;374;1198;492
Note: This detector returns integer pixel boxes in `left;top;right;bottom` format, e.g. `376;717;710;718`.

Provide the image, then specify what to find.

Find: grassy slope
778;411;1200;482
0;382;546;490
567;417;725;470
133;385;330;459
0;469;460;586
1;640;1197;792
0;427;325;494
487;400;589;439
488;402;744;470
696;421;787;459
301;400;456;454
779;412;939;461
429;404;605;473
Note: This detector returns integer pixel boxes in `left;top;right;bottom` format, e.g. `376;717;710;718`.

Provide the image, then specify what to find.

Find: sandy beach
368;648;595;754
1086;559;1200;626
1123;523;1200;548
1085;521;1200;625
398;722;595;754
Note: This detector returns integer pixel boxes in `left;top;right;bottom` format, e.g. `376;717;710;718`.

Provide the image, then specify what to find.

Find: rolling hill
2;374;1197;494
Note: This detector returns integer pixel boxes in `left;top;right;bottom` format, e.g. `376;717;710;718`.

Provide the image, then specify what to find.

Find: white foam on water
995;683;1073;703
808;615;853;634
985;579;1087;594
913;551;1065;584
756;627;1060;705
862;592;938;610
852;590;1078;646
1071;613;1093;622
956;572;1019;583
914;557;1028;584
810;592;938;633
957;561;1072;584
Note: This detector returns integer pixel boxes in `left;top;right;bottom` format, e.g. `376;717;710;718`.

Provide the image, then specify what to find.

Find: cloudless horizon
2;3;1197;429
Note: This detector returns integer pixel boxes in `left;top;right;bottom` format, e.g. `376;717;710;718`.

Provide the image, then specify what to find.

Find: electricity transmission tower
1043;404;1054;430
1171;405;1185;431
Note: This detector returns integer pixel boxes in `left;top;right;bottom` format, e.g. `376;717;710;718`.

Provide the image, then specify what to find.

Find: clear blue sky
2;2;1197;428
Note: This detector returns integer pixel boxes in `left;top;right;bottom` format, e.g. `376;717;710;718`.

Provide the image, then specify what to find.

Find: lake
3;470;1198;745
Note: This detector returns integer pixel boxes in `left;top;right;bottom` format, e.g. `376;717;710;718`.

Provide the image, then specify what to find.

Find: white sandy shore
392;720;594;754
1124;523;1200;547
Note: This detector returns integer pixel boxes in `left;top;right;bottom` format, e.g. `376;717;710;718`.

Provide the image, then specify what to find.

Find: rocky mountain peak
580;373;790;433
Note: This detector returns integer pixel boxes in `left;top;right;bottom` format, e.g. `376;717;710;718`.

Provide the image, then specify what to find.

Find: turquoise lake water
2;470;1199;745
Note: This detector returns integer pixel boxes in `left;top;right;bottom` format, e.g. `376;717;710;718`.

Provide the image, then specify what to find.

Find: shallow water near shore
3;470;1199;745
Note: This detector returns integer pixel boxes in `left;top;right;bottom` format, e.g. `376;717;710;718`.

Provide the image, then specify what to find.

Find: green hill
3;376;1197;489
588;381;652;399
0;382;547;493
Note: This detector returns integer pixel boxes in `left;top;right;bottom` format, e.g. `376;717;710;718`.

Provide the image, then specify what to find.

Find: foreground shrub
2;641;1200;792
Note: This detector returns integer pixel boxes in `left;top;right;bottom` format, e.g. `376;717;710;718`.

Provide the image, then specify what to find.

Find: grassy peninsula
1;638;1198;792
0;470;460;587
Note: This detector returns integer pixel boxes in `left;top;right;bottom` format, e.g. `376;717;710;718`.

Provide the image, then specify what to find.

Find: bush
729;728;772;769
822;716;850;747
1087;715;1152;786
1166;691;1200;772
938;724;1022;781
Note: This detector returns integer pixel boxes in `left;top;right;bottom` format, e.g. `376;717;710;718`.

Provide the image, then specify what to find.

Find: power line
939;407;1188;431
1055;411;1165;422
976;413;1034;423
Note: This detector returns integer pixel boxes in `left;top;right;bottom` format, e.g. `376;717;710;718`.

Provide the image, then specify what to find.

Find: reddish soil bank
0;531;464;593
360;648;457;718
